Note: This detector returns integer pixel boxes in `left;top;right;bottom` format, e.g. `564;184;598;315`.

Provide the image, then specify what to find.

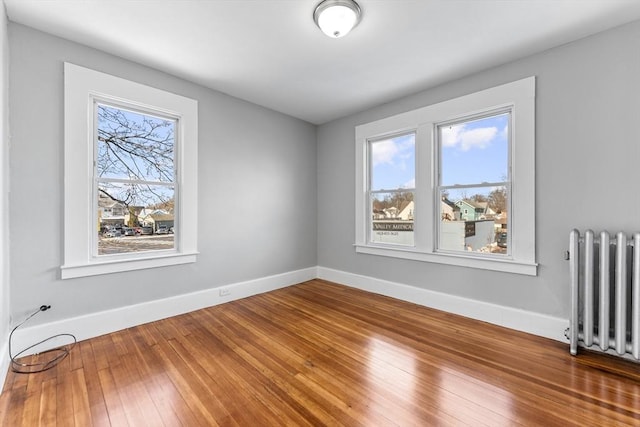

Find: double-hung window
62;63;198;279
95;102;177;256
368;133;416;246
355;77;536;275
436;110;510;254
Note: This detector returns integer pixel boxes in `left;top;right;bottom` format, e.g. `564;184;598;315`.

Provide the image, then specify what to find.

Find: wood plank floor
2;279;640;426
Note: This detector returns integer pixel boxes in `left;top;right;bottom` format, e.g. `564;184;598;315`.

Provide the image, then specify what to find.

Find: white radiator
568;229;640;360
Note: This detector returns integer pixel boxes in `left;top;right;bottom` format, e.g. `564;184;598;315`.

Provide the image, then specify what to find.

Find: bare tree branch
96;105;175;208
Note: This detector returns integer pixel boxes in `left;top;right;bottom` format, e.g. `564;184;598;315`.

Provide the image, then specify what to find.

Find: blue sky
97;104;175;183
371;113;508;199
440;113;508;187
371;133;415;191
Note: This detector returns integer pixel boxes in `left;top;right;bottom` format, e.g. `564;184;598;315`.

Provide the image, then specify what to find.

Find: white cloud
398;135;415;150
500;125;508;140
371;135;415;166
441;125;461;147
371;139;398;166
403;178;415;189
441;124;498;151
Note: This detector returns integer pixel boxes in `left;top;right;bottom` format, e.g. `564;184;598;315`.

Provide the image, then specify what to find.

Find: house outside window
355;77;536;276
62;63;198;279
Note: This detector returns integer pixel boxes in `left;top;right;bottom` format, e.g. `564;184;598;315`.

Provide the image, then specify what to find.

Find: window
355;77;536;275
62;63;198;279
369;133;415;246
95;103;176;256
437;111;510;255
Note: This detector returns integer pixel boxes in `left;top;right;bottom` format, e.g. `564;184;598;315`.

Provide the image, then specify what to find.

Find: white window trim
355;77;536;276
62;63;198;279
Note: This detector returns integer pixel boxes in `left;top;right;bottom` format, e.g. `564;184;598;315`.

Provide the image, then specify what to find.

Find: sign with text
373;222;414;231
371;221;414;246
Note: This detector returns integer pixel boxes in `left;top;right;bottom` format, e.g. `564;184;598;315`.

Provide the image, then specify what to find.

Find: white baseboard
7;264;568;363
10;266;318;356
317;266;568;343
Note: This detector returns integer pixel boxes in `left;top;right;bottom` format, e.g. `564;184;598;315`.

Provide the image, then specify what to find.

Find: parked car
140;226;153;235
156;225;169;234
122;227;135;236
104;229;121;238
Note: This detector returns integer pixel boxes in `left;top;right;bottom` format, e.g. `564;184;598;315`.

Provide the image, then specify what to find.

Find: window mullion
412;123;431;252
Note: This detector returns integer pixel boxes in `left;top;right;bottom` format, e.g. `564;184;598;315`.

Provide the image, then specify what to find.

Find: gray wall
1;9;9;351
317;19;640;319
9;24;317;324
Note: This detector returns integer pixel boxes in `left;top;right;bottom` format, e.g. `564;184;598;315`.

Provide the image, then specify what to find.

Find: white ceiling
6;1;640;124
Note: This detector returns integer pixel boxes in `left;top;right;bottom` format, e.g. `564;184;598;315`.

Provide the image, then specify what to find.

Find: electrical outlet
219;288;230;297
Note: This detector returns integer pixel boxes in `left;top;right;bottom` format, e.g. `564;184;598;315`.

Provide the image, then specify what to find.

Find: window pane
370;133;415;191
371;191;414;245
440;113;508;186
97;183;175;255
439;187;508;254
96;104;175;182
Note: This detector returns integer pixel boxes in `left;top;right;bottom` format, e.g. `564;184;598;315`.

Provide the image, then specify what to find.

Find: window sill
354;244;537;276
60;251;198;279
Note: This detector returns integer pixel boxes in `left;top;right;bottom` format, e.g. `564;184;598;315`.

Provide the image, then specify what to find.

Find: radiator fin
569;229;640;361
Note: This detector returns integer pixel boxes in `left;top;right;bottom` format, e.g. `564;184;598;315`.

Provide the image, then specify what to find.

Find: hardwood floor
1;279;640;426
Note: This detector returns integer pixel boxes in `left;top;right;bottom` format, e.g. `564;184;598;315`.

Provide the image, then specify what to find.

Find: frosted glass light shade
314;0;362;38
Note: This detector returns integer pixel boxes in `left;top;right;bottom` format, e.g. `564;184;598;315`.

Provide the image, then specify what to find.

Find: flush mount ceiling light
313;0;362;38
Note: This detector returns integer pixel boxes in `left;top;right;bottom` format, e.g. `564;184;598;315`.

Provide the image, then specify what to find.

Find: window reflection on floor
365;337;417;416
365;335;516;423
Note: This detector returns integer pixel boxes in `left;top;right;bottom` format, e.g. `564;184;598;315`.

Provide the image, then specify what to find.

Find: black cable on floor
8;305;77;374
